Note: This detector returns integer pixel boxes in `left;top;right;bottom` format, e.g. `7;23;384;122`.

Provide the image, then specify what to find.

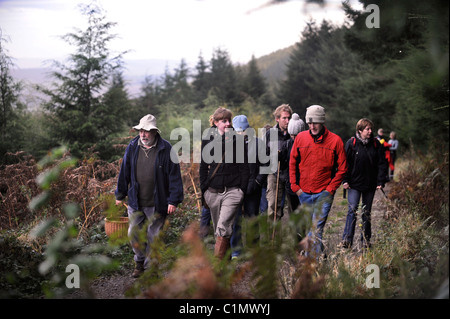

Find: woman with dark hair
341;118;388;249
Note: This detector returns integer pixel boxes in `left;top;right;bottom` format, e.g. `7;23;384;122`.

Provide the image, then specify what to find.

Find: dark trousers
199;206;211;238
231;188;262;257
342;188;376;246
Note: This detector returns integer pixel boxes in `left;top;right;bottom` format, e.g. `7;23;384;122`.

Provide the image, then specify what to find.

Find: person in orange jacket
375;128;392;182
289;105;347;258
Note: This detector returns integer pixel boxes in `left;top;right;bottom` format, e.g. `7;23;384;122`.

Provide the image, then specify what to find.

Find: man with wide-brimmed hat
115;114;184;277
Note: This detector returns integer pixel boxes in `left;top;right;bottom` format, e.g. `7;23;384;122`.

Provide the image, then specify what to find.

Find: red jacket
289;127;347;195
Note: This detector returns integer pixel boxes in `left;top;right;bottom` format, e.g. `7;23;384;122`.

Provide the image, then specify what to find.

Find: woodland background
1;0;448;163
0;0;448;300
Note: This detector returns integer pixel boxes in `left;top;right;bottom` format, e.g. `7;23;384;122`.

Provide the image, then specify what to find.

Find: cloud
1;0;357;68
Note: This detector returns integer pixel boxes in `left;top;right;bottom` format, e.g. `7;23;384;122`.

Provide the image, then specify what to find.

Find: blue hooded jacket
115;135;184;215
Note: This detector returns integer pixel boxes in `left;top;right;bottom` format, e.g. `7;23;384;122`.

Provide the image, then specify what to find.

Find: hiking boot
214;236;230;260
132;261;145;278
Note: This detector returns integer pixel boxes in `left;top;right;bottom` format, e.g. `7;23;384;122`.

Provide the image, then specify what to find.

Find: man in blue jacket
115;114;184;277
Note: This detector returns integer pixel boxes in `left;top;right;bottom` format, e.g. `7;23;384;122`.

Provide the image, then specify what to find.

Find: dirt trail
66;184;391;299
322;184;390;255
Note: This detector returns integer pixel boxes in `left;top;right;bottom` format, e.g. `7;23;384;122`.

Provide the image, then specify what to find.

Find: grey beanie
305;105;325;124
288;113;305;135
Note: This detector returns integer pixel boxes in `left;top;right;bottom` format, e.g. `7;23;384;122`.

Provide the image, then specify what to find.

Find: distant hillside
254;45;295;93
11;59;183;99
10;48;294;104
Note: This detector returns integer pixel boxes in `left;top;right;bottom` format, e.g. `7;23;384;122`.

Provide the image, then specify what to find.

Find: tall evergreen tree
343;0;449;149
192;53;210;106
277;21;321;116
276;20;382;139
95;71;131;160
0;30;24;163
243;55;267;101
165;59;194;105
343;0;433;65
137;75;165;119
209;48;241;105
277;22;357;124
40;3;127;159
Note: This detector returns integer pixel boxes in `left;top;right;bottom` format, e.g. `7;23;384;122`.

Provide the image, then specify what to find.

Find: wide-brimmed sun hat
133;114;160;133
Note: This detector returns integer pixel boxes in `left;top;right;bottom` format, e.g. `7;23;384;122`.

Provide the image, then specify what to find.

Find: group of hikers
115;104;398;278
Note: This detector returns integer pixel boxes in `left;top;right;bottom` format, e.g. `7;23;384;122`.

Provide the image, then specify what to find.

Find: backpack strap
351;137;356;151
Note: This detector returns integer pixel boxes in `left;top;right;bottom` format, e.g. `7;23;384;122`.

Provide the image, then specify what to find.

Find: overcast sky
0;0;363;69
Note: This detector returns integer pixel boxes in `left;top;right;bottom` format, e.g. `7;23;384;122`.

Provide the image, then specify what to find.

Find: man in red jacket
289;105;347;258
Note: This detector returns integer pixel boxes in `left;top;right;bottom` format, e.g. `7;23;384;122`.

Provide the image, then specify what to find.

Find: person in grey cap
289;105;347;259
115;114;184;277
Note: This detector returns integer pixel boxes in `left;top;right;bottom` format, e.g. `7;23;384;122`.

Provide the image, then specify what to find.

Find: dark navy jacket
115;135;184;215
343;136;388;192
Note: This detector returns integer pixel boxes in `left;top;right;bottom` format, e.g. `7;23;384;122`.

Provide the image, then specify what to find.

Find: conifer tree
343;0;449;149
165;59;193;105
0;30;24;163
209;48;241;105
243;55;267;101
41;3;127;159
192;53;210;105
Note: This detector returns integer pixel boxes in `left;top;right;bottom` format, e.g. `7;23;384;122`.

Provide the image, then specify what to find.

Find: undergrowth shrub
0;152;39;229
2;143;448;299
365;210;448;298
0;150;120;231
315;147;449;299
388;147;449;227
0;233;45;298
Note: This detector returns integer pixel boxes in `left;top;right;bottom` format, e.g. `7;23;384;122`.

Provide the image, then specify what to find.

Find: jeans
298;190;334;256
231;188;261;257
127;206;166;268
199;206;211;238
342;188;375;247
260;187;268;214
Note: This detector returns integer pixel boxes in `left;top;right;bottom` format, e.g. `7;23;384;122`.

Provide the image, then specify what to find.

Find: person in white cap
289;105;347;259
284;113;305;213
287;113;305;138
115;114;184;277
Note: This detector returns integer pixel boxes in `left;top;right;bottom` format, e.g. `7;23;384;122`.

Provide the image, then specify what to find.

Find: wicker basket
104;217;129;238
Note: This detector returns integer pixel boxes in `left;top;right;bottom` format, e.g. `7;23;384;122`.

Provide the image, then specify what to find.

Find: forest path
66;183;391;299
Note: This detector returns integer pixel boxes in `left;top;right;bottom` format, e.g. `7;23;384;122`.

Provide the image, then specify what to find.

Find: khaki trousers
204;187;244;238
